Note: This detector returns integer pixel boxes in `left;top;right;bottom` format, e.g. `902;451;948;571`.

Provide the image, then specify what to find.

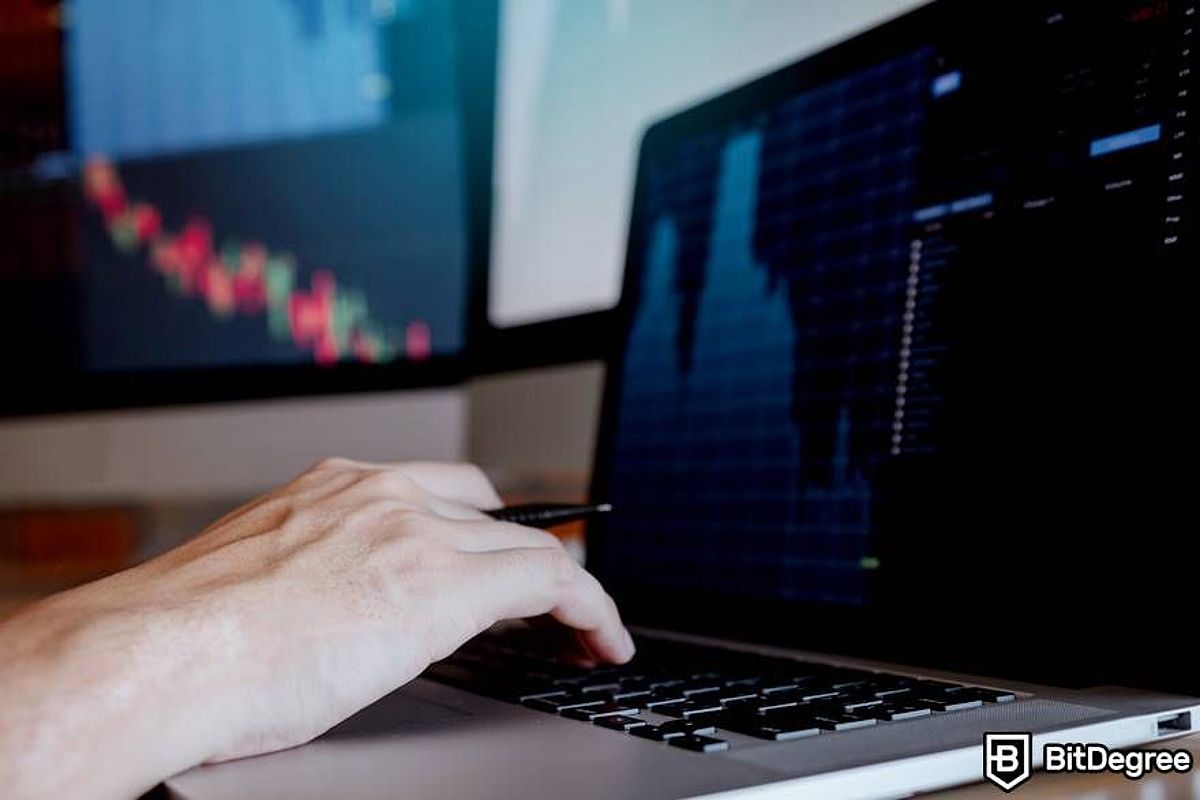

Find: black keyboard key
759;680;800;694
792;688;842;703
755;697;800;713
659;719;717;736
580;681;623;694
867;703;932;722
714;712;820;741
561;701;641;721
966;688;1017;703
630;725;682;741
720;698;762;715
826;670;876;689
722;675;761;688
917;696;983;713
657;699;725;719
523;693;606;713
669;734;730;753
912;680;966;694
608;688;654;702
811;713;877;732
594;715;649;731
870;685;913;699
840;696;885;712
678;682;723;697
630;719;715;741
511;687;569;702
717;689;759;704
643;693;688;709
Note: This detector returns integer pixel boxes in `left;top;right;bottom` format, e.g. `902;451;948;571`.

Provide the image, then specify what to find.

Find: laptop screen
591;0;1196;693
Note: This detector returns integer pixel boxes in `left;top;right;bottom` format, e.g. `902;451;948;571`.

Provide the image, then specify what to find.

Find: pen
486;502;614;529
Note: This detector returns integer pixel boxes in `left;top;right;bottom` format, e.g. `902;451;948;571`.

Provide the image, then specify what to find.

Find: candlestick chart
83;159;431;366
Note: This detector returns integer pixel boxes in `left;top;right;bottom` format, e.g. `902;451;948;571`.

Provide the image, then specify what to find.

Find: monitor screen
593;0;1196;691
2;0;479;412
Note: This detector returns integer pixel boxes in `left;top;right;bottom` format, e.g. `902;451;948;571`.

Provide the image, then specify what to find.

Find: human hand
0;459;634;800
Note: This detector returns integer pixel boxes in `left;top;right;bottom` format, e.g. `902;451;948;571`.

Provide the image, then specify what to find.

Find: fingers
283;458;634;664
461;547;635;665
525;615;604;668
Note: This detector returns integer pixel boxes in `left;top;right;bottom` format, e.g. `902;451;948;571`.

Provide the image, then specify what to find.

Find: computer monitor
0;0;494;499
2;0;490;415
590;0;1197;694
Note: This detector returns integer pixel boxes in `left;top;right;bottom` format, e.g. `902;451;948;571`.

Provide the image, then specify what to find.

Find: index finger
461;547;635;665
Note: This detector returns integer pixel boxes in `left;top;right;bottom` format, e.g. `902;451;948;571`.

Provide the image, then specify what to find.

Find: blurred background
0;0;917;612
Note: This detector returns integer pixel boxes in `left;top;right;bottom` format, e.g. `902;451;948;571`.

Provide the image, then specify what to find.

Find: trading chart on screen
1;0;469;378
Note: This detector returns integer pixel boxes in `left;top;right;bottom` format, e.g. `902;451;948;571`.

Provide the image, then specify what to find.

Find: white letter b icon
984;732;1032;792
993;744;1021;773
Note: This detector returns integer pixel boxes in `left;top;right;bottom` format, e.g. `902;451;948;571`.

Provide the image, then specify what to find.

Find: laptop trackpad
323;688;472;740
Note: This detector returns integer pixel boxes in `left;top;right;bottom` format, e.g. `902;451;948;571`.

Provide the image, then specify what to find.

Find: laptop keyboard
424;633;1019;752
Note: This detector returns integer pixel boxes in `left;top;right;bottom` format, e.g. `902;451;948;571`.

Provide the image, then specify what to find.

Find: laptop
168;1;1199;797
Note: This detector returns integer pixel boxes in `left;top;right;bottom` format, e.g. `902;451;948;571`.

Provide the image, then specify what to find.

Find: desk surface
934;733;1200;799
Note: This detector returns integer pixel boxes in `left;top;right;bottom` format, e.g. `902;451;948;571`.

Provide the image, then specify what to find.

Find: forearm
0;575;226;799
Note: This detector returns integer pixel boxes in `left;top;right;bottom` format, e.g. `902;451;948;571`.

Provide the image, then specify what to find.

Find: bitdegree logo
983;732;1194;791
984;733;1032;792
1044;742;1193;780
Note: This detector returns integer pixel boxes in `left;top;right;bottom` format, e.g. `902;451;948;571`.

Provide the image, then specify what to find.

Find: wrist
0;574;234;798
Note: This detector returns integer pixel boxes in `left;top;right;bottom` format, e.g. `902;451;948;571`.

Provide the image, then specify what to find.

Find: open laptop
169;1;1199;797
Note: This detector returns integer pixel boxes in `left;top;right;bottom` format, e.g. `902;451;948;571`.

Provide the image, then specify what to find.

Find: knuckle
359;469;423;500
340;498;413;531
459;462;489;482
309;456;355;473
438;461;500;500
277;502;322;542
277;499;307;528
252;496;296;530
379;523;456;572
465;463;501;498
